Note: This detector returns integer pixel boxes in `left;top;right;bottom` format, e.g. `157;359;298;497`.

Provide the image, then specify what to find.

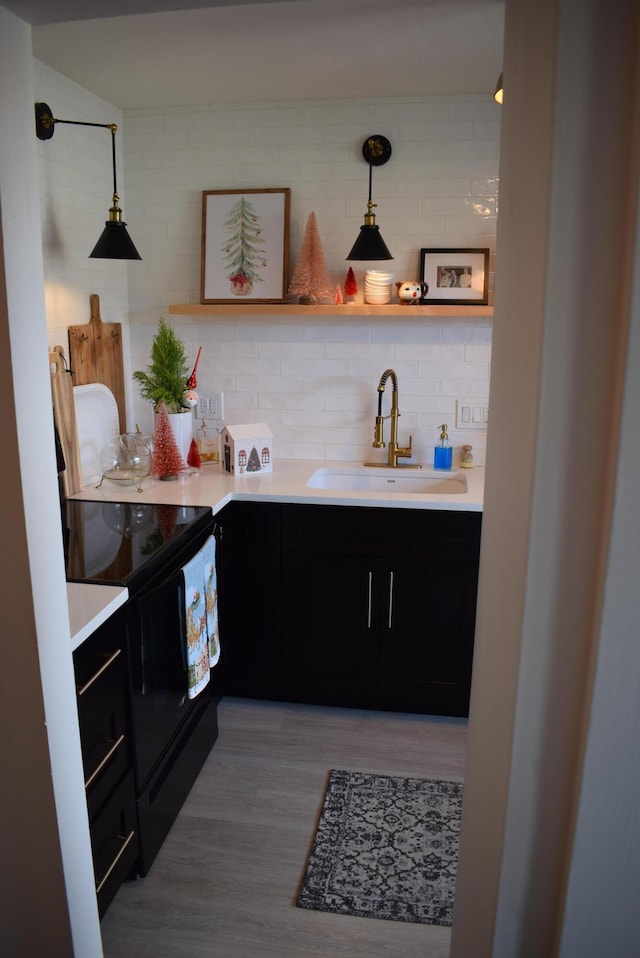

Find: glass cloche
99;433;152;490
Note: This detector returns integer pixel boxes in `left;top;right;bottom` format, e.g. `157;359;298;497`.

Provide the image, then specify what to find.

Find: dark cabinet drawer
90;770;139;917
74;608;127;690
75;630;132;817
73;608;139;915
281;503;481;561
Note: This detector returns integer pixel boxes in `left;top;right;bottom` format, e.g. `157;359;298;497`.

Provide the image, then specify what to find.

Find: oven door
126;517;217;791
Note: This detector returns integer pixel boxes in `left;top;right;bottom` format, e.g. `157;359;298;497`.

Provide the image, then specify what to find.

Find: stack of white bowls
364;269;394;305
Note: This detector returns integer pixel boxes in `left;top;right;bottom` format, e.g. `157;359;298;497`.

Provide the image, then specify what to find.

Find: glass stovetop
62;499;212;586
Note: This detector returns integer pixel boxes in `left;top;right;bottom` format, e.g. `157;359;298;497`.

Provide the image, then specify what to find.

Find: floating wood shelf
169;303;493;317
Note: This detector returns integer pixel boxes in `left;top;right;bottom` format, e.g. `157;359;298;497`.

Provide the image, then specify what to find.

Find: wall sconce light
494;73;504;105
35;101;142;260
346;135;393;261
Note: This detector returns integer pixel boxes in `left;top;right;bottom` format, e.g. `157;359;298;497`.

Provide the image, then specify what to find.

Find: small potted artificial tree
133;318;192;462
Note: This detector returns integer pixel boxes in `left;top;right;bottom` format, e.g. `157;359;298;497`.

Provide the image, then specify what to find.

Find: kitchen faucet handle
372;415;385;447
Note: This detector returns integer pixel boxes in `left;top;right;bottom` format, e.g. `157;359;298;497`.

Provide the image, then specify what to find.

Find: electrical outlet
209;392;223;420
455;399;489;430
198;393;224;419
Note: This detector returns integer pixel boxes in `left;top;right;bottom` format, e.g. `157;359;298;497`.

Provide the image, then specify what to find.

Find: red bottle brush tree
187;438;202;471
287;211;332;305
344;267;358;301
151;403;186;479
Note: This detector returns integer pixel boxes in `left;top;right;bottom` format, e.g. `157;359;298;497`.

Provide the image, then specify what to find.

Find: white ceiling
3;0;504;110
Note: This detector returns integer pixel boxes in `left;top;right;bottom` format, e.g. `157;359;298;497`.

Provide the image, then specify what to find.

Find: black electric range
62;498;214;588
63;497;219;877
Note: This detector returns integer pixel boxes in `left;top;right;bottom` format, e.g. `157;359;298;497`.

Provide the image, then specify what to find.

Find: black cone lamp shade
35;102;142;261
90;216;141;260
347;135;393;261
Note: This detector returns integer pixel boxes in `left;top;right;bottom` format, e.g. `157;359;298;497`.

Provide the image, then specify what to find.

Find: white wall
32;77;499;467
9;1;640;955
34;59;133;434
0;8;102;957
34;60;130;337
121;96;498;464
451;0;640;955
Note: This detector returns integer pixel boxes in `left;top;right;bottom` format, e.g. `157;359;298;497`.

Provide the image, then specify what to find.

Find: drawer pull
367;571;373;629
85;734;125;789
77;648;122;697
95;830;135;895
388;571;394;629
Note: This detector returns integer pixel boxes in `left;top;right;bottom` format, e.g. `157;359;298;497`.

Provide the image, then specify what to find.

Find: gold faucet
364;368;421;468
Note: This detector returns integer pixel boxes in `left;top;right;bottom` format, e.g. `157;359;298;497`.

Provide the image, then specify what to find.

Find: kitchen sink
306;466;468;494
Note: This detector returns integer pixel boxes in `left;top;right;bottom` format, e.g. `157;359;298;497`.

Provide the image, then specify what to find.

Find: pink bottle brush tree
151;403;186;479
287;212;332;305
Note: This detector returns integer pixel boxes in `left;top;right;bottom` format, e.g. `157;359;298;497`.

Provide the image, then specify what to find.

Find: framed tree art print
420;248;489;306
200;188;291;304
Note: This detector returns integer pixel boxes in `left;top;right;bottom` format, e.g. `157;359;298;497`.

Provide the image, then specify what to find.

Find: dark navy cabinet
219;502;481;717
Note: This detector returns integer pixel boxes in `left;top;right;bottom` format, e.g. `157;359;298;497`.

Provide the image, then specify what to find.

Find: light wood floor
100;697;467;958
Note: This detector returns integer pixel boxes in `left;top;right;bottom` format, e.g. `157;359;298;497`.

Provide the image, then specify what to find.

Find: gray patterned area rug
296;769;463;926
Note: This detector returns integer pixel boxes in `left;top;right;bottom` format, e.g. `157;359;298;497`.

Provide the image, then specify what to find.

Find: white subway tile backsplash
465;344;492;362
281;358;350;377
325;393;372;412
235;375;303;392
423;360;490;381
441;324;492;343
374;101;451;124
36;63;496;464
259;341;324;359
445;215;498;235
440;378;491;398
282;409;349;427
371;324;442;344
449;99;501;122
261;392;325;411
279;441;327;459
396;343;466;362
235;106;304;128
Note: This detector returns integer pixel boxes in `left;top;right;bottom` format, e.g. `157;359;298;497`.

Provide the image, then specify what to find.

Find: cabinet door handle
367;571;373;629
95;830;135;894
85;734;125;789
77;648;122;697
388;571;394;629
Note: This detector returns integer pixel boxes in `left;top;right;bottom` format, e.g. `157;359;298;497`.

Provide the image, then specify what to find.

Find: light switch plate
456;398;489;429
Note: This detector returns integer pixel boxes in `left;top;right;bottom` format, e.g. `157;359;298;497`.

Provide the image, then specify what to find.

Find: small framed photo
201;188;291;304
420;248;489;305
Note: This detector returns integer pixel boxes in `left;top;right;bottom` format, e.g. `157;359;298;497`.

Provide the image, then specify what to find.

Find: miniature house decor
221;423;273;476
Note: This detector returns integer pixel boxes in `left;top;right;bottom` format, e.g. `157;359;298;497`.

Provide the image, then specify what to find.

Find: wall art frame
201;188;291;304
419;247;490;305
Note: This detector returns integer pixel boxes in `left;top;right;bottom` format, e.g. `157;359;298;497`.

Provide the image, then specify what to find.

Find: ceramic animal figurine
395;280;428;305
459;444;474;468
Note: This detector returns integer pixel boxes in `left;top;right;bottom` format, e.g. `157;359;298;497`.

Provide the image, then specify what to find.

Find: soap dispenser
434;423;452;470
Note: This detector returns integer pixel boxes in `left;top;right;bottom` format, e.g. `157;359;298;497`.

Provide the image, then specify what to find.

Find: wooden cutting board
68;293;126;433
50;346;83;496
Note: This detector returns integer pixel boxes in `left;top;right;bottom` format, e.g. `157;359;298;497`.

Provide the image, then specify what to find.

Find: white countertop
67;458;483;647
67;582;128;652
70;457;485;513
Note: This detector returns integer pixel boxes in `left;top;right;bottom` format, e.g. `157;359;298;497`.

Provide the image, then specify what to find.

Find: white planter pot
155;409;194;464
